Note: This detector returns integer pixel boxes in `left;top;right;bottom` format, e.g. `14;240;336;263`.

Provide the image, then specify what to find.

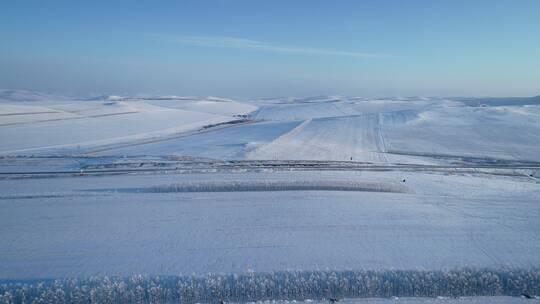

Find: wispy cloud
160;35;388;58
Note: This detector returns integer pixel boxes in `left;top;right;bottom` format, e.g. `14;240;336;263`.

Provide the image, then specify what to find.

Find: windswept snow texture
2;93;540;164
1;170;540;279
97;120;302;159
247;96;540;164
246;115;393;163
0;95;253;156
1;92;540;301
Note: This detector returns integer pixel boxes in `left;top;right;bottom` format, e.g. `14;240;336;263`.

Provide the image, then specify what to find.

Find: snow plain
1;91;540;302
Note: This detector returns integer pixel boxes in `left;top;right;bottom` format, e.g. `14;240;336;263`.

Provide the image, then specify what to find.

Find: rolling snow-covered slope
96;120;302;159
146;97;257;116
1;170;539;279
246;113;433;164
2;93;540;165
0;96;254;156
381;106;540;162
1;92;540;302
247;115;391;162
245;97;540;164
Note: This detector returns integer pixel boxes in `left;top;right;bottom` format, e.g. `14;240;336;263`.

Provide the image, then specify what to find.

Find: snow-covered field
1;90;540;302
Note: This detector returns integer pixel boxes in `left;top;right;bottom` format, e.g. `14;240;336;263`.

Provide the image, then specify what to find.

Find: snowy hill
0;91;257;155
0;89;69;102
1;91;540;303
2;92;540;165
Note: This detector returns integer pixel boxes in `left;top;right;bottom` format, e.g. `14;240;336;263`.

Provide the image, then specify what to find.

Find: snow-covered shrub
0;268;538;303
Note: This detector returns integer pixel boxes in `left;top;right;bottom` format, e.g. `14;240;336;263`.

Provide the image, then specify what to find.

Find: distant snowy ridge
84;94;238;102
457;95;540;107
0;89;69;102
0;89;247;104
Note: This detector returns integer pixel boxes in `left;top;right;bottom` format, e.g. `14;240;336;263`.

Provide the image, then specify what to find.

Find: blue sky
1;0;539;98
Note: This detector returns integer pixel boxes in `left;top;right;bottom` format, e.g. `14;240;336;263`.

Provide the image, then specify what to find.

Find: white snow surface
1;170;539;279
2;94;540;164
0;98;246;155
247;98;540;163
1;92;540;302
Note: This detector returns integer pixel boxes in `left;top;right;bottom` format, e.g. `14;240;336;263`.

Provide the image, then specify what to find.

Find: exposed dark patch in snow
90;180;411;194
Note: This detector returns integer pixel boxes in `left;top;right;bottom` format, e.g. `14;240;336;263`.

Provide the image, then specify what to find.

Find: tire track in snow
376;113;390;163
